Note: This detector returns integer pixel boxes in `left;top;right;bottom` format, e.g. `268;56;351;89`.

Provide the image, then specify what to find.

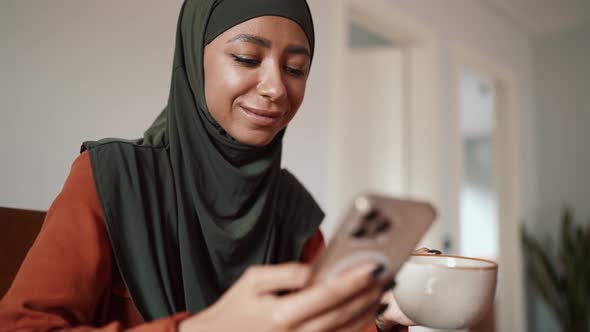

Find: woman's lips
240;106;283;126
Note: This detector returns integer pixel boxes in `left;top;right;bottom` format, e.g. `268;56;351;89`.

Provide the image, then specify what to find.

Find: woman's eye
231;54;305;77
285;66;305;77
231;54;260;66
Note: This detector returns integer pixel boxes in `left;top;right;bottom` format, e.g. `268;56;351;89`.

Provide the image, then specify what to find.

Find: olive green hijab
81;0;322;321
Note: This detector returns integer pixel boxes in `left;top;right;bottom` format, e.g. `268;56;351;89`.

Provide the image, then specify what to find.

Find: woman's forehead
217;16;310;49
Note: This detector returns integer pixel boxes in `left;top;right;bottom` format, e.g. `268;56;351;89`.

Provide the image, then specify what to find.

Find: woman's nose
256;63;287;101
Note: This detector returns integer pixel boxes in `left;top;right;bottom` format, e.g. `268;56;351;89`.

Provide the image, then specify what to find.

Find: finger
375;312;394;332
281;263;382;325
381;279;396;294
243;263;311;295
337;300;382;332
296;287;381;332
292;278;383;331
379;288;393;304
413;247;430;254
297;284;381;331
380;291;416;327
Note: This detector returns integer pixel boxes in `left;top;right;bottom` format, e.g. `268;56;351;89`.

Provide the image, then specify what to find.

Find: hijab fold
81;0;322;321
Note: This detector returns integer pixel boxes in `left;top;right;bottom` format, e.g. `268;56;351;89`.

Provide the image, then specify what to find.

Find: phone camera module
352;227;367;238
375;219;392;233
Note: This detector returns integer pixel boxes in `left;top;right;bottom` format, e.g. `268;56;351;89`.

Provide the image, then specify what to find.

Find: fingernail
376;303;389;316
427;249;442;255
382;280;396;292
371;264;385;279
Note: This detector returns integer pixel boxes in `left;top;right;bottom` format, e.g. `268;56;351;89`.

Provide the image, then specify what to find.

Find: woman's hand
375;247;442;331
179;262;385;332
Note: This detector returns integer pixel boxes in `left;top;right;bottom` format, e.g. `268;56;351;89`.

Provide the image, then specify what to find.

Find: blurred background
1;0;589;331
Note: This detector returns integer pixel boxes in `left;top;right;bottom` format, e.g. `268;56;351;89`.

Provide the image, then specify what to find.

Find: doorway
449;51;525;332
457;69;499;332
331;20;406;220
459;70;499;261
325;7;407;239
325;0;441;248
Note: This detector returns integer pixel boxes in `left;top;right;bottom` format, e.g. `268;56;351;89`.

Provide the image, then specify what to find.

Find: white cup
393;254;498;330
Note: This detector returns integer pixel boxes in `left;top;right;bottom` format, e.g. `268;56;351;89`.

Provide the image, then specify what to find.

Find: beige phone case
310;193;436;284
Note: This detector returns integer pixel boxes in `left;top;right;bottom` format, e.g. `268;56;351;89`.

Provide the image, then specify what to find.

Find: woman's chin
232;129;279;147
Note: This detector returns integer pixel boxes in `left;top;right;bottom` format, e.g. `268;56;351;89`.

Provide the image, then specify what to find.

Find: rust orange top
0;152;406;332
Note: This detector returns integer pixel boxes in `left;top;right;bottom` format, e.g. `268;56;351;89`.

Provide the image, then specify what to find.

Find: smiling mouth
240;106;283;126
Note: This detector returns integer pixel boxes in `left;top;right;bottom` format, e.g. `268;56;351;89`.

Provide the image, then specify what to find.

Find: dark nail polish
376;303;389;316
371;264;385;279
382;280;396;292
427;249;442;255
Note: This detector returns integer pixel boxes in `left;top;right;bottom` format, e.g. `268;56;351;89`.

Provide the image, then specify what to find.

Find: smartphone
309;193;436;284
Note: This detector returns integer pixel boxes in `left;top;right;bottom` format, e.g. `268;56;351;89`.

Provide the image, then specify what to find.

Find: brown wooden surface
0;207;46;298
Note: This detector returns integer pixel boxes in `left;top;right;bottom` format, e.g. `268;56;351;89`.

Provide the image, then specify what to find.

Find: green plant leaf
521;226;566;323
525;208;590;330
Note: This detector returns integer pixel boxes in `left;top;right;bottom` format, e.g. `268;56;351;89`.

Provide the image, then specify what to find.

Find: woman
0;0;426;331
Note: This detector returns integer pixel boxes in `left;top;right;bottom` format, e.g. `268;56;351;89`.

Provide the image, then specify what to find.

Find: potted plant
521;208;590;331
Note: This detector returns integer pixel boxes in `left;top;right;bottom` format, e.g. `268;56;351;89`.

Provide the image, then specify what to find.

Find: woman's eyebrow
285;45;310;57
228;33;310;57
228;34;271;48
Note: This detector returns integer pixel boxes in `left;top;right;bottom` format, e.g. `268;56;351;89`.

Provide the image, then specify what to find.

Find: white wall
0;0;184;210
529;23;590;332
533;23;590;230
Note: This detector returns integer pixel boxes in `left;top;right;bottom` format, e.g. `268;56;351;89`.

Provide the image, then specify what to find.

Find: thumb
243;263;311;295
413;247;430;254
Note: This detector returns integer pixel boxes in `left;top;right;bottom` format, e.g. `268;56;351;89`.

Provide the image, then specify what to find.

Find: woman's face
203;16;311;146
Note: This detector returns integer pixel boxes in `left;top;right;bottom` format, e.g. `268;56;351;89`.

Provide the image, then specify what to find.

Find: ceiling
484;0;590;36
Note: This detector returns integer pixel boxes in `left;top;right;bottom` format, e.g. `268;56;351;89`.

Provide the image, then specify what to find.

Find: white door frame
327;0;444;249
450;47;526;332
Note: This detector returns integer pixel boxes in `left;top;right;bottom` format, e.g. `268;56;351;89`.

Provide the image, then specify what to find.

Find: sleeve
299;230;325;263
0;152;190;332
299;231;408;332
